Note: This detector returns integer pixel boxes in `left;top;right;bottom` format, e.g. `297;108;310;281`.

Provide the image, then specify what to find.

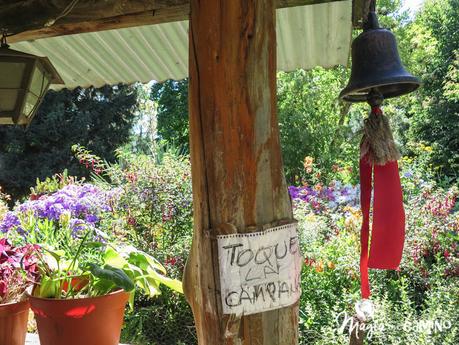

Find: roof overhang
1;0;371;89
2;0;371;42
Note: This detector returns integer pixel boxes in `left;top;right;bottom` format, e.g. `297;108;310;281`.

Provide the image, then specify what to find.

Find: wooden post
183;0;299;344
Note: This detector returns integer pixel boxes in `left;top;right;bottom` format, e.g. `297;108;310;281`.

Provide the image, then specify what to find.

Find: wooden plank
6;0;352;43
183;0;298;344
353;0;372;28
8;4;190;43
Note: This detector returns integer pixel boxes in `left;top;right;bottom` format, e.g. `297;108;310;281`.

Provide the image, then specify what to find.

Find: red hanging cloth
359;106;405;299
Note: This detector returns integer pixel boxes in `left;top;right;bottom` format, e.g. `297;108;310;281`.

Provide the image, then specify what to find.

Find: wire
45;0;80;27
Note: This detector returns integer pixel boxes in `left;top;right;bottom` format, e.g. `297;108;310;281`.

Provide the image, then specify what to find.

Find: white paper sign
217;223;302;315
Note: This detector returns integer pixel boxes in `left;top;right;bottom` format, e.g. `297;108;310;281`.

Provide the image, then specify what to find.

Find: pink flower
444;249;450;260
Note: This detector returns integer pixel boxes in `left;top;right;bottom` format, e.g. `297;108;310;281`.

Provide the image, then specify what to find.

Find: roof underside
10;1;352;90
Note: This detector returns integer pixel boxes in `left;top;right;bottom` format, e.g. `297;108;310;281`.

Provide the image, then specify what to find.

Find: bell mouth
339;78;421;103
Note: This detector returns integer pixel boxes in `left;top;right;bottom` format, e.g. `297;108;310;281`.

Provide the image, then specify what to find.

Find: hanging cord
45;0;80;27
369;0;376;13
363;0;380;31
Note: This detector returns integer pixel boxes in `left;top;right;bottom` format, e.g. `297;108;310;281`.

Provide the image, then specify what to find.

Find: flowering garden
1;144;457;345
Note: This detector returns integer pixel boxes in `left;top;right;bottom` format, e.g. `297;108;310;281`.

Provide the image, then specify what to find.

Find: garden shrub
293;158;458;345
0;85;139;199
1;145;457;345
74;144;196;345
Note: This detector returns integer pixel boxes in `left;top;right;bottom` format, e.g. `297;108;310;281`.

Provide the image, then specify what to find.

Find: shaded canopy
2;0;371;89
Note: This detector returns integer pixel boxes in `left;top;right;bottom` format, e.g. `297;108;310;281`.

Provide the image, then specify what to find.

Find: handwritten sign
217;223;302;315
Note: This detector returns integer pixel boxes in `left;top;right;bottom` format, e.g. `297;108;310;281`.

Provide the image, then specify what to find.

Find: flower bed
1;153;457;345
1;179;182;345
291;173;459;345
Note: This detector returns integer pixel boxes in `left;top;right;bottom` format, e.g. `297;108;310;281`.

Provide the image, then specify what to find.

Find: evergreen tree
0;84;139;198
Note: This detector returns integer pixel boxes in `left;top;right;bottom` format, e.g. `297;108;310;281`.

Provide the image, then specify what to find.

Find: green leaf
142;269;183;294
128;250;167;275
88;263;135;292
104;247;129;268
85;241;104;249
36;276;58;298
156;276;183;294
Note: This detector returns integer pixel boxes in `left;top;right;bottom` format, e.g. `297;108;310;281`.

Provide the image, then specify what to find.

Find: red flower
444;249;450;260
165;257;178;266
127;217;137;226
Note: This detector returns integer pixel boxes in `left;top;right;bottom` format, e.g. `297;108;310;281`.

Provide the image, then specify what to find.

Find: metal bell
340;11;420;102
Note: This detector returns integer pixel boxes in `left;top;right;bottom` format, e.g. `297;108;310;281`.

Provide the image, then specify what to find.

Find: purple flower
45;203;65;220
288;180;360;209
0;212;20;233
288;186;300;199
70;219;86;232
85;214;99;224
404;171;413;178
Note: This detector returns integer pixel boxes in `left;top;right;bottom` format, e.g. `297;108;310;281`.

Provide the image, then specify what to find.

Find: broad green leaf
156;276;183;294
104;247;129;268
129;251;166;274
143;269;183;294
88;263;135;292
36;276;58;298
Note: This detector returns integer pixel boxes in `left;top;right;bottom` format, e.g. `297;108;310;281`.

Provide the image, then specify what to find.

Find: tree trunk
183;0;299;344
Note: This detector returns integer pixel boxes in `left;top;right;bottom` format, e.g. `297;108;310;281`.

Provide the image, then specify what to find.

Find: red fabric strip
359;145;405;298
369;161;405;269
359;157;372;299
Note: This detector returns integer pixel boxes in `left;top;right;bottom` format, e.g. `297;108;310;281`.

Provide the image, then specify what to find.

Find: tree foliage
151;80;189;152
404;0;459;179
277;68;360;183
0;85;139;198
148;0;459;181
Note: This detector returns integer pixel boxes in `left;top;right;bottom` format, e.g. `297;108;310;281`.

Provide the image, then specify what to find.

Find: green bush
74;144;196;345
293;158;459;345
277;67;361;184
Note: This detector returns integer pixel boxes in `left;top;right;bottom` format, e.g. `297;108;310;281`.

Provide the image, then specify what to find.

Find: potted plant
29;243;181;345
2;183;182;345
0;238;39;345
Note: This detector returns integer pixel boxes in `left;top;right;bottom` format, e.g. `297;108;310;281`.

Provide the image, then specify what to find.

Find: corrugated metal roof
10;1;352;90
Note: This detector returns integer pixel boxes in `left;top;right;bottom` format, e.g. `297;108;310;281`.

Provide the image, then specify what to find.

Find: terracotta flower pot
29;290;129;345
0;299;30;345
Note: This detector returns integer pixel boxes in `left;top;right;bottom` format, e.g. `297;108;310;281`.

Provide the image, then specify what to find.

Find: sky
401;0;426;13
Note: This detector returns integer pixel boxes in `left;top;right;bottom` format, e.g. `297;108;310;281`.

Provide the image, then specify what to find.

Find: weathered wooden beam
6;0;355;43
352;0;372;28
8;4;190;43
183;0;298;344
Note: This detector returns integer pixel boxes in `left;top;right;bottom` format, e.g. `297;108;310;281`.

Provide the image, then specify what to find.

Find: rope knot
371;106;383;115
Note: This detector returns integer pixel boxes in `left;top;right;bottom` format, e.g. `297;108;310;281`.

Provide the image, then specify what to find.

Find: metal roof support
183;0;298;344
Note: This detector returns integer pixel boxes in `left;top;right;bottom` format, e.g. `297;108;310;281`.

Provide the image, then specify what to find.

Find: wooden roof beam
4;0;367;44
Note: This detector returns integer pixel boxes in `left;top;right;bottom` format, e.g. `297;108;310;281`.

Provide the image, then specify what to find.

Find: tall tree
406;0;459;178
0;84;139;198
151;79;189;152
277;67;359;183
